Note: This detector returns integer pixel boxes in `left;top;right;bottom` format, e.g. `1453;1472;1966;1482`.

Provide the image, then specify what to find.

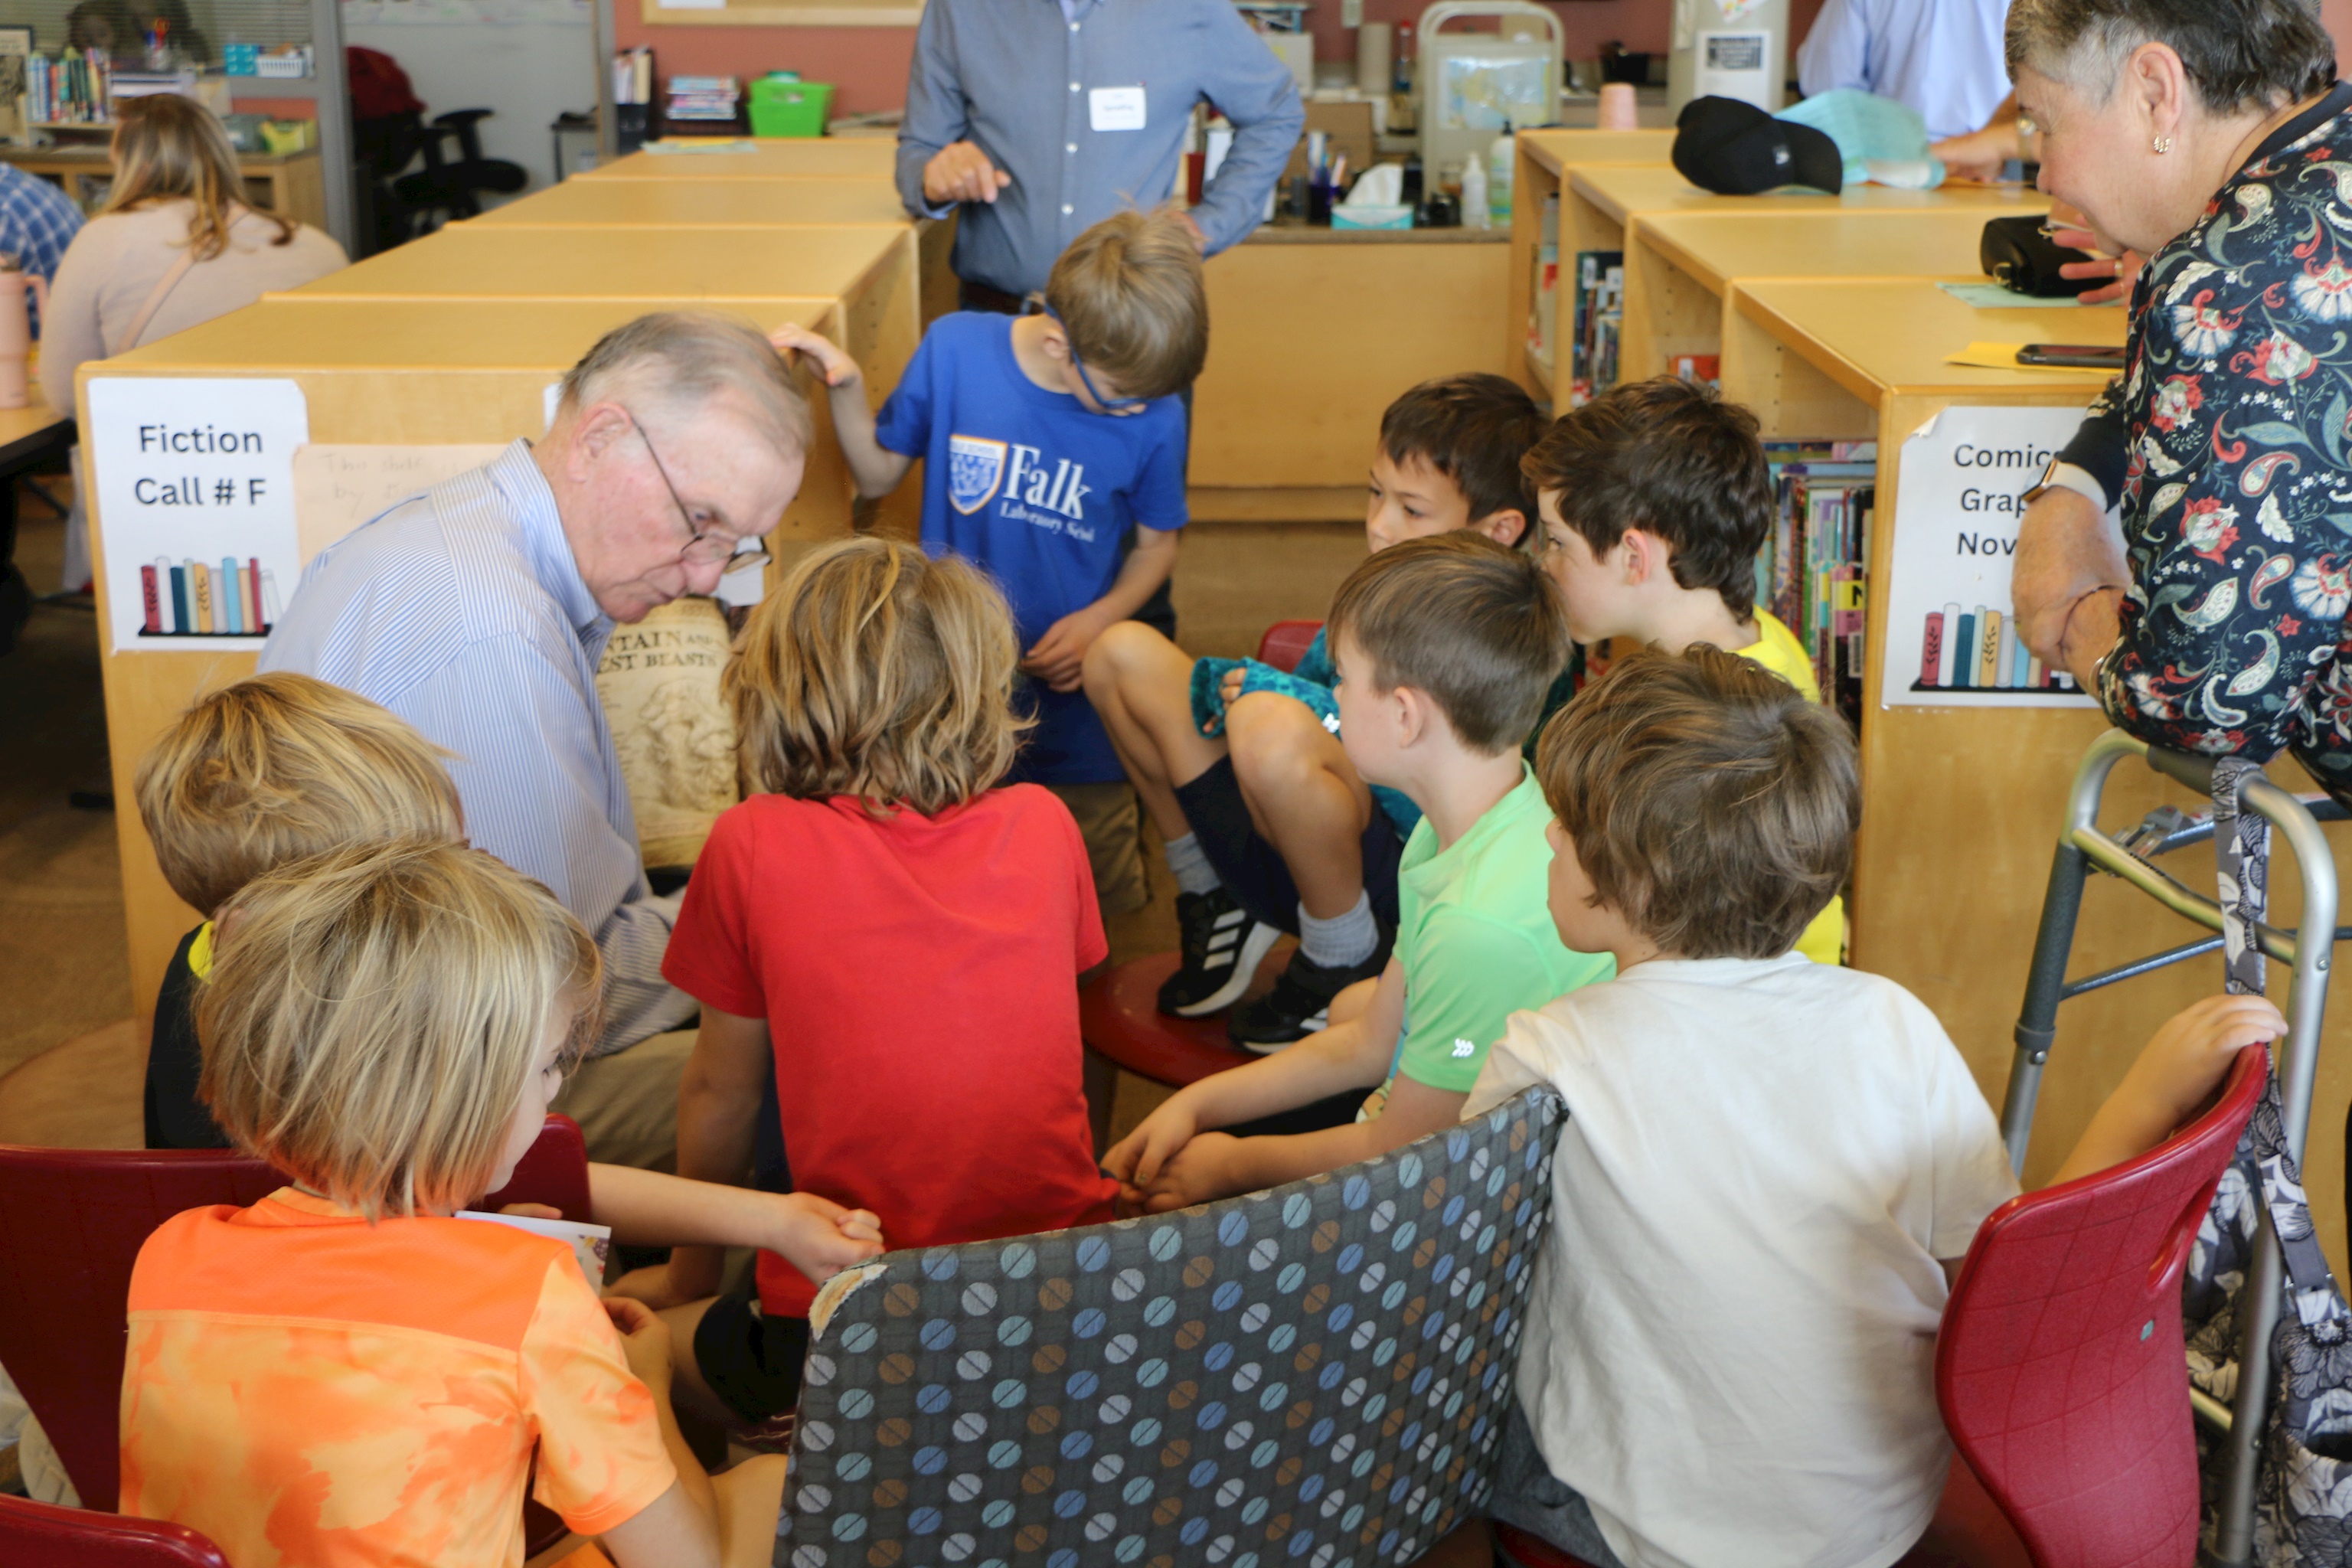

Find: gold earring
2153;134;2173;153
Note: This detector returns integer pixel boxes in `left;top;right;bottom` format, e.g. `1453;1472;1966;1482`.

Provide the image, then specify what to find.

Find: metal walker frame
2006;730;2344;1567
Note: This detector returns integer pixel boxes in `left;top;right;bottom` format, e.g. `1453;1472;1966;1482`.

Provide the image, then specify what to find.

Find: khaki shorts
1044;780;1147;917
550;1025;697;1172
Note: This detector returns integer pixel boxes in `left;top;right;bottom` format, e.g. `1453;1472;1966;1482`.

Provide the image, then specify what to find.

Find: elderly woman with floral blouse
2010;0;2352;793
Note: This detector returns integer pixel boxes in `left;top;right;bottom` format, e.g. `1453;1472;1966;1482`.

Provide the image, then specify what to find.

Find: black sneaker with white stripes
1157;887;1282;1018
1228;941;1389;1054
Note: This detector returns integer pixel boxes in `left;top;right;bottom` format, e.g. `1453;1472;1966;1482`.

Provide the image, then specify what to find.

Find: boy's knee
1082;619;1166;699
1227;693;1325;786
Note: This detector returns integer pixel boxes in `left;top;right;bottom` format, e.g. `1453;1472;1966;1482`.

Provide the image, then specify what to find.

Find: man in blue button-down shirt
898;0;1304;303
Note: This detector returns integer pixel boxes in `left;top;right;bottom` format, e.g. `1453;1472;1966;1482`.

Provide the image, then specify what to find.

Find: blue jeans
1487;1400;1628;1568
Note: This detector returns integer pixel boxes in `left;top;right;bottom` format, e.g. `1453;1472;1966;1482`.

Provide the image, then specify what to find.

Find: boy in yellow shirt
1524;376;1844;963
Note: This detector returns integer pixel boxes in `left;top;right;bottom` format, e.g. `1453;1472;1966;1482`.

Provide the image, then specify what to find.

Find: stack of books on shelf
662;75;740;128
1527;194;1559;382
1759;442;1877;727
24;48;111;125
1568;249;1623;407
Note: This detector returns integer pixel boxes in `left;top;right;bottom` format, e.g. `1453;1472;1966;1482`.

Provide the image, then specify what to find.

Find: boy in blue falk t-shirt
773;208;1204;915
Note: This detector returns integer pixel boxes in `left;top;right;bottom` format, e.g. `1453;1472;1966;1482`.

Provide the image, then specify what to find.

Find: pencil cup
1599;83;1638;131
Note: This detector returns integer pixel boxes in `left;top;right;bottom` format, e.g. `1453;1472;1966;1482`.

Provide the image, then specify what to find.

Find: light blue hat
1776;88;1945;189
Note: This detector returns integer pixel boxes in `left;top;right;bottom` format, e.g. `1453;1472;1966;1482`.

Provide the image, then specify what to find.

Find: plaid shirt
0;165;83;336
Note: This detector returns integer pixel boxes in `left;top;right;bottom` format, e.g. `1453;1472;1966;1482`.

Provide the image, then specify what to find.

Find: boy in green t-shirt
1102;533;1613;1212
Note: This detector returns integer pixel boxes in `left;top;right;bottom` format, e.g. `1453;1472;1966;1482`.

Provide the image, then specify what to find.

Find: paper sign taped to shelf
1880;403;2102;709
290;443;506;562
90;377;309;653
1696;31;1772;109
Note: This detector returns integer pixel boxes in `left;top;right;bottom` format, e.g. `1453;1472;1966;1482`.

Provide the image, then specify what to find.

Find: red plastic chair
1937;1044;2270;1567
0;1115;591;1511
0;1494;230;1568
1079;619;1328;1090
1257;618;1323;675
1496;1047;2266;1568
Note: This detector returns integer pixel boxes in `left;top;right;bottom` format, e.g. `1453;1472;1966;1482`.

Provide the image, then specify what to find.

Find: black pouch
1980;214;2097;297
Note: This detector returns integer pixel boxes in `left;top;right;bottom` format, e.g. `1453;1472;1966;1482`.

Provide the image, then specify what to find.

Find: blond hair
106;94;296;261
1041;208;1208;403
1535;645;1857;959
134;671;464;916
727;536;1027;815
198;841;600;1221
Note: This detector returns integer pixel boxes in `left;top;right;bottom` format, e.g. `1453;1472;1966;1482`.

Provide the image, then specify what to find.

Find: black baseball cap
1671;96;1844;195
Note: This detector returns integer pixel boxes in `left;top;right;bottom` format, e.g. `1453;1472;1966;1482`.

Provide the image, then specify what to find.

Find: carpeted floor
0;512;1367;1148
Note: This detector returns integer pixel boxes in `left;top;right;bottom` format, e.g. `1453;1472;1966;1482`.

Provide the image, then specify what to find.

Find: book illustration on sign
139;555;280;639
1913;602;2079;694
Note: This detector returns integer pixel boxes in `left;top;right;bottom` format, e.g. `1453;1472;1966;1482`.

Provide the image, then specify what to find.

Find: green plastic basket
749;79;834;138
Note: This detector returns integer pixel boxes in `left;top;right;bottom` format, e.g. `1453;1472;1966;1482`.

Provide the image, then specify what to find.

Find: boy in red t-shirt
641;537;1120;1426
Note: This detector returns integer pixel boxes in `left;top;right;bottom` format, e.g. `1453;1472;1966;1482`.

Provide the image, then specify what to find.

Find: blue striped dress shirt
897;0;1304;298
0;165;83;335
258;440;695;1056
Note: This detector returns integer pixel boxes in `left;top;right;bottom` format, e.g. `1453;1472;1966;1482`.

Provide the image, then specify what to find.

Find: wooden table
461;176;957;326
580;139;901;181
1191;222;1511;517
1711;276;2272;1199
1505;129;1677;397
1612;207;2047;391
1511;158;2047;407
80;296;852;1033
0;143;327;231
0;386;73;656
279;224;923;413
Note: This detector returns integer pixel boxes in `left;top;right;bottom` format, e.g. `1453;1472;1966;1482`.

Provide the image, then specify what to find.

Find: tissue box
222;44;257;76
1332;204;1413;230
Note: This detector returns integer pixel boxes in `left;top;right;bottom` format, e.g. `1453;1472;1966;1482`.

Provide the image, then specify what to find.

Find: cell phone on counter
2017;344;2127;369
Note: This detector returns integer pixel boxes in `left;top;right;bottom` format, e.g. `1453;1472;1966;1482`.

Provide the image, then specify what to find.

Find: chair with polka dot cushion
776;1086;1566;1568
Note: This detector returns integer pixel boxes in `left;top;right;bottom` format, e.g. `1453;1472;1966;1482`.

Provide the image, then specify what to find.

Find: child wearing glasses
773;207;1202;918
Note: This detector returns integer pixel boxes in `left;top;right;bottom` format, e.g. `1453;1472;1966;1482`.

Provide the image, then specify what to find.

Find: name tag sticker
1089;86;1146;132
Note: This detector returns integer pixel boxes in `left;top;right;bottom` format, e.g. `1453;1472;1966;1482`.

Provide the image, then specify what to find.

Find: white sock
1163;831;1221;897
1298;890;1378;969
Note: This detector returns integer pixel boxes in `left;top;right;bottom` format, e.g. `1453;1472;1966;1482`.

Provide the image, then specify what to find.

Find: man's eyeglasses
1037;304;1150;415
626;409;770;574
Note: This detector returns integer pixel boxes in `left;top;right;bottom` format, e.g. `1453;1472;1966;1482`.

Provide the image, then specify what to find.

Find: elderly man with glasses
260;310;808;1169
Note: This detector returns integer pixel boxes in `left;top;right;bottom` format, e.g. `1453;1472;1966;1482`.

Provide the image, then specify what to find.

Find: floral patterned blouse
2063;81;2352;797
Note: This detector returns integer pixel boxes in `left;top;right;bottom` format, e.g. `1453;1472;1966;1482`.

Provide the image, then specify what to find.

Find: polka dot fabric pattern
776;1087;1566;1568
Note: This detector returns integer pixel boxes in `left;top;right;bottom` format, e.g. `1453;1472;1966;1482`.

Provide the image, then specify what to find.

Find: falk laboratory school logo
948;434;1008;514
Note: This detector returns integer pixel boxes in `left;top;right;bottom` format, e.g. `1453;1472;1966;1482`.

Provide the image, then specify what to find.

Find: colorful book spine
1952;612;1975;689
1919;609;1942;688
1977;609;2001;688
140;565;160;633
192;560;213;634
247;557;263;630
169;564;188;631
261;569;282;626
220;557;242;634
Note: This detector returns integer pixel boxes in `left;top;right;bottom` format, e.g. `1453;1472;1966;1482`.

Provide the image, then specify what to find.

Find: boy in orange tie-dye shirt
119;841;881;1568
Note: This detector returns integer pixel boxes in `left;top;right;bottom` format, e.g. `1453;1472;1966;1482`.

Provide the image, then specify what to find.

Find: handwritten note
290;443;507;564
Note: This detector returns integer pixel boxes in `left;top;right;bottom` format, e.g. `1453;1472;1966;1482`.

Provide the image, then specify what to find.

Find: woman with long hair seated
41;93;345;588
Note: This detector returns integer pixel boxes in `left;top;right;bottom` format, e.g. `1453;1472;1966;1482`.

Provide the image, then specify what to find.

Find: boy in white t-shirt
1472;645;2288;1568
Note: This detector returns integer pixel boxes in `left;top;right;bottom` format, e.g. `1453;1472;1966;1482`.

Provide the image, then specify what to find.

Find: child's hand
766;1192;887;1286
1138;1132;1242;1214
771;322;864;390
1024;606;1114;692
603;1296;675;1393
1102;1098;1200;1204
604;1261;697;1313
1220;666;1247;707
498;1202;564;1221
2123;994;2285;1130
